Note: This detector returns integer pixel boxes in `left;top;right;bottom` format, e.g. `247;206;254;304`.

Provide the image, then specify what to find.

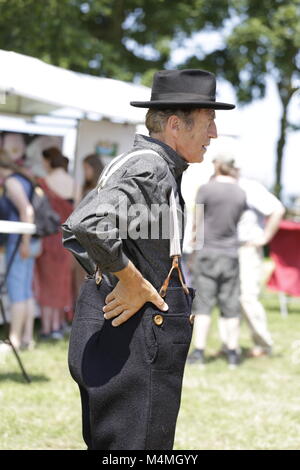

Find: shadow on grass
0;372;50;384
204;347;283;366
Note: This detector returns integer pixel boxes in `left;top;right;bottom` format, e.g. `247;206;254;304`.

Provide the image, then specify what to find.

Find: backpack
30;184;61;237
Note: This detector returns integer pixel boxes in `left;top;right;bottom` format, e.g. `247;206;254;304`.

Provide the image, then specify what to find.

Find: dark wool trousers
68;277;194;450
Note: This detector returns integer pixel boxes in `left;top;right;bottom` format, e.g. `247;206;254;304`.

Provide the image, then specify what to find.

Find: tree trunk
274;77;297;200
274;84;300;199
274;98;289;200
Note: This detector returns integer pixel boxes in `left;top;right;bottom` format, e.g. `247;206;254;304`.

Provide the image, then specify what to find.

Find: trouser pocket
142;309;193;371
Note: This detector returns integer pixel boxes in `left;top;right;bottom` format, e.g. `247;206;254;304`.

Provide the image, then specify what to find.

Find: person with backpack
0;149;42;352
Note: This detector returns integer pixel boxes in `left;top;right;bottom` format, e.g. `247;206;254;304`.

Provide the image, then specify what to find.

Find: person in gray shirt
188;153;247;368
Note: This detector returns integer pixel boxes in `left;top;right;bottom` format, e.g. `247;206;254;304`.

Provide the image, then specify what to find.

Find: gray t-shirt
195;179;247;257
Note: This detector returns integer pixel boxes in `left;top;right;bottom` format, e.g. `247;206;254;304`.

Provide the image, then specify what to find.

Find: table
0;220;36;235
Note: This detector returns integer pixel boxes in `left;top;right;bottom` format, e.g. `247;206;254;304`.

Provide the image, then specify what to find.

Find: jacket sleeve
62;164;162;274
62;184;130;274
61;221;97;275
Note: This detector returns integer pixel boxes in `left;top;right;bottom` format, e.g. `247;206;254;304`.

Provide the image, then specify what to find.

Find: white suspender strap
169;188;182;257
97;150;159;191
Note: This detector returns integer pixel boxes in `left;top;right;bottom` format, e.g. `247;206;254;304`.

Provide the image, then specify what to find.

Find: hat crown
151;69;216;101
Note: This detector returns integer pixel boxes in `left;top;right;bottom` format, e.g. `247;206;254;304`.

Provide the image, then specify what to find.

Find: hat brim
130;100;235;110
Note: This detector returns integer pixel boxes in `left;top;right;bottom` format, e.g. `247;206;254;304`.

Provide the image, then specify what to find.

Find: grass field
1;291;300;450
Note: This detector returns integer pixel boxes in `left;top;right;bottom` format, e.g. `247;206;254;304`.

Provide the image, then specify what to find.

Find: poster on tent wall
0;131;63;177
95;140;119;165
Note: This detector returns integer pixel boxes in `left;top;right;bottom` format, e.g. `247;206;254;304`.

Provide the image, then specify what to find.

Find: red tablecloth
267;220;300;296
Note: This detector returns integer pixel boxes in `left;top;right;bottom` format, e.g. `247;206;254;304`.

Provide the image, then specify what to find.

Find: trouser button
153;314;164;326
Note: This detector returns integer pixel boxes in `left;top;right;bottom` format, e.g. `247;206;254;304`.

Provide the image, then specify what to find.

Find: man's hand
103;261;168;327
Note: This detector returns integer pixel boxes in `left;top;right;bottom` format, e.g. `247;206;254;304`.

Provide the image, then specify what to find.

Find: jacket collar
133;134;188;179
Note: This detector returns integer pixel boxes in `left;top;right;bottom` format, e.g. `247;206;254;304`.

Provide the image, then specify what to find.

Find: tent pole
73;118;82;203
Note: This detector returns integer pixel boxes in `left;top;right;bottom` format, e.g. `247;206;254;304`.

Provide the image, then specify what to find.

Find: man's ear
168;115;180;133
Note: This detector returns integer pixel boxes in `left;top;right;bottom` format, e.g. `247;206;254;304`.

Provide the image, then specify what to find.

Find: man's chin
183;153;204;164
193;154;204;163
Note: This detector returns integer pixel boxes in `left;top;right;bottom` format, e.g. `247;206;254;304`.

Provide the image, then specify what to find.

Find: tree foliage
0;0;299;196
0;0;229;81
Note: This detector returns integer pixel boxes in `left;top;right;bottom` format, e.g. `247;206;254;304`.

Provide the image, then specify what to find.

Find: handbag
68;150;195;450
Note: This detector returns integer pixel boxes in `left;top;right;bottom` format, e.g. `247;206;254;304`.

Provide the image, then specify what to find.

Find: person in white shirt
217;157;285;357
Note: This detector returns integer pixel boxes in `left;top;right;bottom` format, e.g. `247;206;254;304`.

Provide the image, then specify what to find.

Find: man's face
175;109;217;163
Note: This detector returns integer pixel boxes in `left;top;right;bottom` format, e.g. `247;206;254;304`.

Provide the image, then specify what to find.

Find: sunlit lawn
1;291;300;450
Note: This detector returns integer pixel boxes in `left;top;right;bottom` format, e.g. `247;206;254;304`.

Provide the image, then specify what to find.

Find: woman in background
35;147;74;340
0;149;41;351
81;153;104;200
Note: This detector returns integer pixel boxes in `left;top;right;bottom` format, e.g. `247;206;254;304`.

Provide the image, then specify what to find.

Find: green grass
0;336;83;450
1;292;300;450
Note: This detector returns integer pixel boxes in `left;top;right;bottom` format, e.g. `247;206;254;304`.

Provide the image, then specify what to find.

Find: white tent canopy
0;50;150;124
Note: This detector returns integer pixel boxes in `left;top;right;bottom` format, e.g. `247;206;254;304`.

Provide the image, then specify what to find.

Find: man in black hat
62;69;235;450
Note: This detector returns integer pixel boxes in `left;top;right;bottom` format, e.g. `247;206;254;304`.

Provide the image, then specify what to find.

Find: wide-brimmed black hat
130;69;235;110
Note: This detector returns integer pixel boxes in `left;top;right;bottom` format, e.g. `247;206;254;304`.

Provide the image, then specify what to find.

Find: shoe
50;330;64;340
187;349;205;365
227;349;240;369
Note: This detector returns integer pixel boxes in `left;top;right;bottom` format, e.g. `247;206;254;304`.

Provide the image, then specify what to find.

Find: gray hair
145;108;195;135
